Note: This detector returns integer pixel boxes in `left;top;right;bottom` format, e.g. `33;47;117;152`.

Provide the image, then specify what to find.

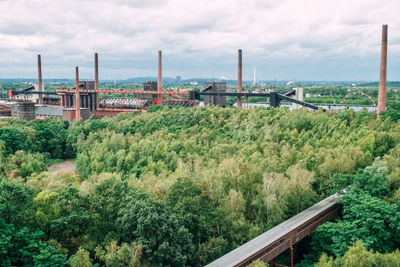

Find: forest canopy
1;106;400;266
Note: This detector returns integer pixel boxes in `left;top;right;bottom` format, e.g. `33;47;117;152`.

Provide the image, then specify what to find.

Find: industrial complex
2;25;389;123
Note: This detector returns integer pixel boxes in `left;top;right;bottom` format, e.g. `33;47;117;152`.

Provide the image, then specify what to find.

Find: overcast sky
0;0;399;81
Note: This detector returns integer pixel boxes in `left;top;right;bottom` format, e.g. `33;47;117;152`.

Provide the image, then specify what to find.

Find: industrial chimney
237;49;243;108
94;52;99;109
37;54;43;105
75;66;81;121
155;50;162;105
158;50;163;91
377;24;388;117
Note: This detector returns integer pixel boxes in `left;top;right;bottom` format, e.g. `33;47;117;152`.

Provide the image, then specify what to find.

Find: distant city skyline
0;0;399;81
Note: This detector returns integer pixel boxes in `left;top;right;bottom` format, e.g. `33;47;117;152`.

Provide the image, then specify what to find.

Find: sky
0;0;399;81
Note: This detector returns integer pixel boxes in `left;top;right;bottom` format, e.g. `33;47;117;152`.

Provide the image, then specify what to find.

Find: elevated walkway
206;194;342;267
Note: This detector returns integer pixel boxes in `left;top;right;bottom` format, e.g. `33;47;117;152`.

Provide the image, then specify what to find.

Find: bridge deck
206;194;342;267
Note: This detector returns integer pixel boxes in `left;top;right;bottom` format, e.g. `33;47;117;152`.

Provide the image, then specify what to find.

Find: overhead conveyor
206;193;342;267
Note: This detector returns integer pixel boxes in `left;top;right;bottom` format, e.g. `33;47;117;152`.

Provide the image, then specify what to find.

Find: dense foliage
299;148;400;266
1;107;400;266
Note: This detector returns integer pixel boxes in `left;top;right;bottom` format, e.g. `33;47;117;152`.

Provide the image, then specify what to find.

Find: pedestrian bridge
206;194;342;267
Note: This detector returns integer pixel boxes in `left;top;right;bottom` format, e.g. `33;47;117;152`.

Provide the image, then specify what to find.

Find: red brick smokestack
158;50;162;91
37;54;43;105
378;24;388;117
75;66;81;121
156;50;162;105
237;49;243;108
94;52;99;109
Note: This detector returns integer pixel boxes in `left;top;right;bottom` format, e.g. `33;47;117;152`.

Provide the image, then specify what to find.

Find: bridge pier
290;231;293;267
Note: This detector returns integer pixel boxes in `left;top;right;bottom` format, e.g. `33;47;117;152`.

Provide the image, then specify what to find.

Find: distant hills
1;78;398;87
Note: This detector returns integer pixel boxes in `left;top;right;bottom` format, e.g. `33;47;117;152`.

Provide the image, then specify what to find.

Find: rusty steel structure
8;48;333;120
207;194;342;267
237;49;243;108
37;54;43;105
57;89;191;96
378;24;388;116
339;91;376;111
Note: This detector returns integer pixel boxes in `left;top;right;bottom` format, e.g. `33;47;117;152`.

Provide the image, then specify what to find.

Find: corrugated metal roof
35;106;63;117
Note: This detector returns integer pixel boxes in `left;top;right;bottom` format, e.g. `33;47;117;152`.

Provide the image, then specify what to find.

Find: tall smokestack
94;52;99;109
237;49;243;108
75;66;81;121
158;50;162;92
378;24;388;117
37;54;43;105
155;50;162;106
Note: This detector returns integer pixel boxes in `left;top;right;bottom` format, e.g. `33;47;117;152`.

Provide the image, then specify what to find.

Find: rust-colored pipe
94;52;99;109
75;66;81;121
237;49;243;108
378;24;388;117
37;54;43;105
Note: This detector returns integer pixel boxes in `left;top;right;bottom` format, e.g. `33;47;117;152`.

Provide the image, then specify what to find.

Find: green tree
34;190;61;234
51;186;90;252
94;241;142;267
0;127;30;155
69;248;93;267
165;177;217;247
0;179;34;227
118;193;195;266
0;204;68;267
314;241;400;267
312;191;400;257
88;177;130;246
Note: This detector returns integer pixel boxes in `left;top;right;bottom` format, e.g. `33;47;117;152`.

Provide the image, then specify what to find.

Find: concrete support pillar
378;24;388;117
237;49;243;108
292;88;304;110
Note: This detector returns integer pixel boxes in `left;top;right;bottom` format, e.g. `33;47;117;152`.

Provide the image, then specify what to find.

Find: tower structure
377;24;388;117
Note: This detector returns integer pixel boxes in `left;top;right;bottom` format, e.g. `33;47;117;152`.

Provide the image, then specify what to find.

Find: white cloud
0;0;399;80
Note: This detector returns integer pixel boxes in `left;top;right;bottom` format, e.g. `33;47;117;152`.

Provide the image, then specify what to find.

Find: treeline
1;107;400;266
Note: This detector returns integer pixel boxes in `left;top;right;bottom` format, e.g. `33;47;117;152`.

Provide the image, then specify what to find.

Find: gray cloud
0;0;399;80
